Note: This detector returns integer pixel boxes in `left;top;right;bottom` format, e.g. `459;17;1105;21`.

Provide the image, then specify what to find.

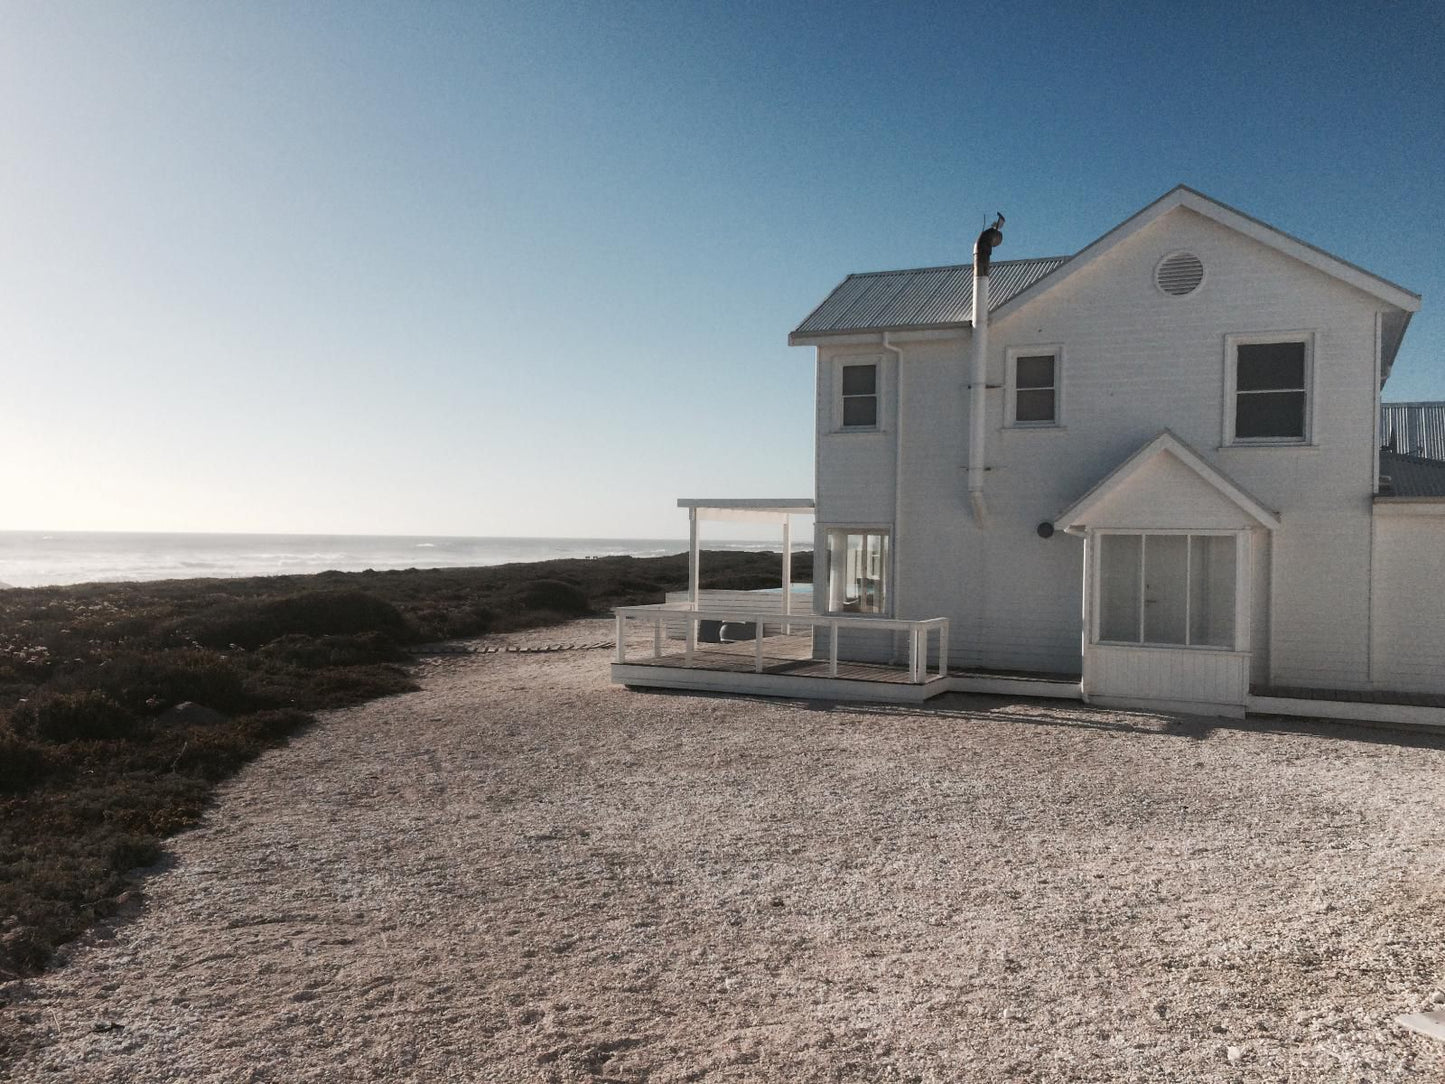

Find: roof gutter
968;214;1004;524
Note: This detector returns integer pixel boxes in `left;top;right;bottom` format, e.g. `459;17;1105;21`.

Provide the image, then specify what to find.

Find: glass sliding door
826;529;889;615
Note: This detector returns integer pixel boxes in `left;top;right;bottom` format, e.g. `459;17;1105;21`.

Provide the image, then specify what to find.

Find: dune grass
0;550;811;983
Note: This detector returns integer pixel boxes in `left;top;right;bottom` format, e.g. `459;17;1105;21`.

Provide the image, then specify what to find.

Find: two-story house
614;186;1441;726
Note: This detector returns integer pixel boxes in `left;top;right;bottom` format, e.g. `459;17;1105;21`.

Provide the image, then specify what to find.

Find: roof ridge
845;255;1069;280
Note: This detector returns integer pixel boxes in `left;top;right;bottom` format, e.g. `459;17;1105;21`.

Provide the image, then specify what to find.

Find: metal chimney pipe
968;214;1004;524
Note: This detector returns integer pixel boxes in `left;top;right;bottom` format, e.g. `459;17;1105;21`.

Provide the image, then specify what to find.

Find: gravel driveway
3;618;1443;1082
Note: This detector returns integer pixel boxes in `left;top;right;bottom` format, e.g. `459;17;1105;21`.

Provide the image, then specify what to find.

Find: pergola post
687;507;700;605
781;515;792;617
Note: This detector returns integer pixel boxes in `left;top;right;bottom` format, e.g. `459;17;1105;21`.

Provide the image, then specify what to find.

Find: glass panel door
1143;535;1188;645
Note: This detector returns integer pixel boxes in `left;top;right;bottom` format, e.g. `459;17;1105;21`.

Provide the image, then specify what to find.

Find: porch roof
1056;430;1281;533
677;498;814;523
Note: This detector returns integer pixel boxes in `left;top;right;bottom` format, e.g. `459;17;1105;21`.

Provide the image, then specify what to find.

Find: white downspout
883;331;904;604
968;214;1004;525
883;332;904;659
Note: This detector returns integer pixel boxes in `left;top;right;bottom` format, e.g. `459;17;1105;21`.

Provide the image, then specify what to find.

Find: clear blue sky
3;1;1442;537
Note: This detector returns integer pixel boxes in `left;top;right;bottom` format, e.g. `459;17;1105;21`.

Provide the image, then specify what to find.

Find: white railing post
616;613;626;663
829;619;839;677
937;623;949;680
685;613;696;664
754;622;764;673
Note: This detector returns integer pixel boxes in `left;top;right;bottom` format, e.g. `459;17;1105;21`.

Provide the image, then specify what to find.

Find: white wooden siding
1084;644;1250;710
814;205;1386;685
1369;506;1445;694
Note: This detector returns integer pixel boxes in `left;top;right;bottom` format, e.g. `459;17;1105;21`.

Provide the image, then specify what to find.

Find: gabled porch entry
1057;432;1280;717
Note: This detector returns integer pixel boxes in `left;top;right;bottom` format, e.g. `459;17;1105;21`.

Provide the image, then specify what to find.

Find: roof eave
789;321;971;347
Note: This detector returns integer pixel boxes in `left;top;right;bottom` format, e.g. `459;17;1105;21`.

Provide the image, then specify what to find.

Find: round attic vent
1155;251;1205;296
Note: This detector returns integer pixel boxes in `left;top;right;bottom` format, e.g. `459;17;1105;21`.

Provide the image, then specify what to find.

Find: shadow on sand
632;685;1445;751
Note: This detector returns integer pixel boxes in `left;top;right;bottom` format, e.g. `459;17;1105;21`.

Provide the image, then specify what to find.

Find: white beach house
614;186;1444;727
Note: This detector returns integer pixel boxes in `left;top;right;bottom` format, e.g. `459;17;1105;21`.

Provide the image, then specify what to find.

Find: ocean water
0;532;808;589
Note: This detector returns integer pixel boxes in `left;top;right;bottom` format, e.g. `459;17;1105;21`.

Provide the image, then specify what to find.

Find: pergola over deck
677;498;814;610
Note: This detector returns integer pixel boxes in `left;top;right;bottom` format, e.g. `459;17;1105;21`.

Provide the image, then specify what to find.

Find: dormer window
840;362;878;429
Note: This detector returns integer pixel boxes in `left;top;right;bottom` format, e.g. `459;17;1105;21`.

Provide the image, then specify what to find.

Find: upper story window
1225;333;1313;445
1006;346;1062;427
840;362;879;429
825;529;889;614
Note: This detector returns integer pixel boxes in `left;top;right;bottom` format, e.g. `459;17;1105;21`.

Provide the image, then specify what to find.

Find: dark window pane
1016;355;1055;389
841;364;876;396
1015;388;1056;423
843;396;877;427
1237;342;1305;391
1236;391;1305;438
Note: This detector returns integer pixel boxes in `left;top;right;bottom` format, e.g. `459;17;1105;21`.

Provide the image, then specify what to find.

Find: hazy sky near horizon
3;2;1442;538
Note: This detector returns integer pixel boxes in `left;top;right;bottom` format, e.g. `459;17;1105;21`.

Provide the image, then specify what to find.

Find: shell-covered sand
3;618;1443;1082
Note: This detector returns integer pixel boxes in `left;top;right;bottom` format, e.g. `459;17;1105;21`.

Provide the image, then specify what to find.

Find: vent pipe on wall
968;213;1004;524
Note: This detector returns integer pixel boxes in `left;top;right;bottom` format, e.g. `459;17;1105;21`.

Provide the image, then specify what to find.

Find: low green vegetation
0;550;811;982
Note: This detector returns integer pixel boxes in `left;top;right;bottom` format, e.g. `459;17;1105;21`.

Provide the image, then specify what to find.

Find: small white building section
616;186;1444;729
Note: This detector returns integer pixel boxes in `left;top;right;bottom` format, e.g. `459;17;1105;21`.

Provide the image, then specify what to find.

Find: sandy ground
3;617;1444;1083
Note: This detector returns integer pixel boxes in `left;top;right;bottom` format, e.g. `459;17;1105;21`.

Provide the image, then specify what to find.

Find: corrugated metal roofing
1382;402;1445;461
1379;450;1445;498
791;256;1069;337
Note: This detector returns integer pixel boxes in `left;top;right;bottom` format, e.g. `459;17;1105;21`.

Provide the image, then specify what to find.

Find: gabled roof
992;185;1420;324
1056;430;1281;533
791;186;1420;370
1379;450;1445;499
788;257;1067;341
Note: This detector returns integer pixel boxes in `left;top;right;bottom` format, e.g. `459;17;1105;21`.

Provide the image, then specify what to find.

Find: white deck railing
614;604;949;684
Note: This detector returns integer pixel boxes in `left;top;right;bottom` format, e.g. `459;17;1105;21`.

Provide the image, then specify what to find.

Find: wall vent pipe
968;214;1004;524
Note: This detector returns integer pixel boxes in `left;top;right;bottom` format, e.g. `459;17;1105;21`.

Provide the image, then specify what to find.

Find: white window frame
1005;344;1063;428
1222;331;1315;446
822;526;891;616
832;354;883;433
1090;528;1248;652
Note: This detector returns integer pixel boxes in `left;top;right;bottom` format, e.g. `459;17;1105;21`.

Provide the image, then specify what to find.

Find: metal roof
1382;402;1445;461
790;256;1069;338
1379;451;1445;499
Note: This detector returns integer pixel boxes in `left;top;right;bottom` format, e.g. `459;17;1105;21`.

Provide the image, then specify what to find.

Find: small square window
1226;335;1311;444
1007;347;1061;426
840;363;878;429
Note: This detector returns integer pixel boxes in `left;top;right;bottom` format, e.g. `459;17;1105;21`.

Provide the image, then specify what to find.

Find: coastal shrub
293;665;417;709
175;589;409;650
257;631;408;669
109;835;163;872
0;732;55;792
244;708;314;741
54;649;250;716
518;579;590;615
12;690;139;744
